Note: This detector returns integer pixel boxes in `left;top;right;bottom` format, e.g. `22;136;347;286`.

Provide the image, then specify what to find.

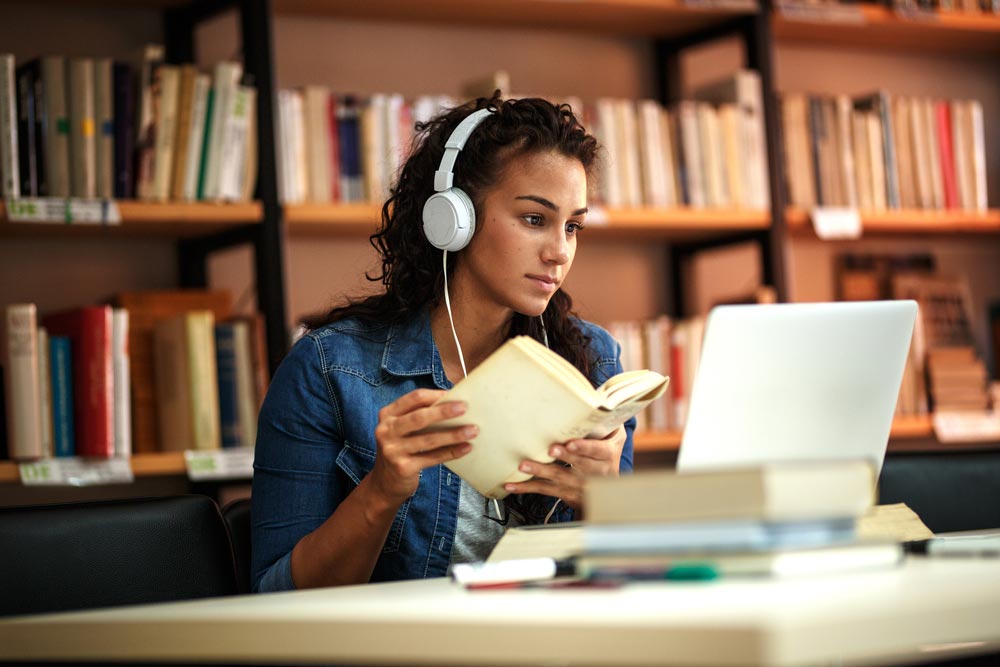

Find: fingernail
505;484;516;492
519;462;532;473
458;443;472;454
567;442;578;452
449;402;466;416
551;446;563;457
463;426;478;438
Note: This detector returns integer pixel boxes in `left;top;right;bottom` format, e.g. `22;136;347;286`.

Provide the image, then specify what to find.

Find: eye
522;214;545;227
566;221;585;235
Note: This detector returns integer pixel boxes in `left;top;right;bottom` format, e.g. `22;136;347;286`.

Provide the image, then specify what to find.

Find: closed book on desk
585;460;876;525
432;335;668;499
576;541;903;580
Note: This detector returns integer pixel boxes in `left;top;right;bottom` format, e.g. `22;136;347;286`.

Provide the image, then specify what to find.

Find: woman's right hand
370;388;477;505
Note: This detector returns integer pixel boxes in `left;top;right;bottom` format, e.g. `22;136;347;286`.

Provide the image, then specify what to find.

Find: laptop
676;300;918;477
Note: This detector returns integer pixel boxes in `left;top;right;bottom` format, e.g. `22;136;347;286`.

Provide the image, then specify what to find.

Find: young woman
251;95;635;591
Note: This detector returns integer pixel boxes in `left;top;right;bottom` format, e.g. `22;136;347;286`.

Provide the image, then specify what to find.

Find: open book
433;335;669;499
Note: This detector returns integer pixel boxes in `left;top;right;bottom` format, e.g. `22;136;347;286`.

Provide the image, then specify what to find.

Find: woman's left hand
503;426;626;513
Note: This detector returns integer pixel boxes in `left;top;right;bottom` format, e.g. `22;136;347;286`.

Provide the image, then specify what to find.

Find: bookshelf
785;207;1000;235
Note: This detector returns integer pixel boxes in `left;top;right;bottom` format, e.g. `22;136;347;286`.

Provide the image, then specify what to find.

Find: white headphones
421;107;495;252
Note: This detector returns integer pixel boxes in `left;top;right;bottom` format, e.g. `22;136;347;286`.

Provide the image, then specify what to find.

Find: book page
486;523;585;563
857;503;934;542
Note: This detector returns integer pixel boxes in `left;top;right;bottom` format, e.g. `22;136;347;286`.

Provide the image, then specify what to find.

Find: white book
594;99;621;207
969;99;988;212
637;100;667;208
217;84;253;201
303;85;332;203
384;93;405;192
181;73;211;201
699;103;728;208
658;107;678;208
923;98;944;210
4;304;42;460
781;94;815;209
950;100;973;212
289;89;308;204
67;58;96;198
36;326;52;458
364;93;388;202
0;54;19;198
94;58;114;199
717;104;744;209
615;99;642;208
835;95;858;209
851;111;873;211
112;308;131;458
677;101;705;208
202;61;243;201
150;65;180;202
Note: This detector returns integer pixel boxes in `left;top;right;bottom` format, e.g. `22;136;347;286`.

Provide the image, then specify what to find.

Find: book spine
217;84;252;201
215;323;242;448
68;58;96;198
49;335;75;457
170;65;196;202
182;73;210;201
27;60;48;196
134;44;164;200
112;308;131;457
36;326;53;458
0;53;20;198
15;62;38;196
4;304;41;460
41;56;70;197
112;62;135;199
195;87;214;200
232;320;258;449
149;65;180;201
187;312;221;450
94;58;114;199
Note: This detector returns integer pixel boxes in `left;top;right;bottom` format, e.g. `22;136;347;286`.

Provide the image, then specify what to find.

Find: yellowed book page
858;503;934;542
486;524;585;563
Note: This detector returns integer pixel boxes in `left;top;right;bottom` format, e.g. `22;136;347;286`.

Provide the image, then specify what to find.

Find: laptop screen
677;300;917;477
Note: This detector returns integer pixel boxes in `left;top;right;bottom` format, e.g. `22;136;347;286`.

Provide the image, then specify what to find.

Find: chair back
222;497;252;594
879;452;1000;533
0;494;239;617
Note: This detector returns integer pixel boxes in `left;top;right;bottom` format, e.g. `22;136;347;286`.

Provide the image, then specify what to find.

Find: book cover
431;336;668;499
94;58;113;199
42;306;114;458
36;326;52;458
3;304;41;460
112;61;135;199
49;335;75;457
111;308;131;458
0;53;20;198
585;460;876;526
41;56;70;197
214;322;242;448
15;60;38;197
67;58;96;199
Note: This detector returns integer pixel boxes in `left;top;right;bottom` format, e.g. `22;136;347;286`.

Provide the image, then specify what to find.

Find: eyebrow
515;195;588;217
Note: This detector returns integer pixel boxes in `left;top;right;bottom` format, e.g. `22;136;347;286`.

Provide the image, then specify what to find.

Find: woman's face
456;149;588;318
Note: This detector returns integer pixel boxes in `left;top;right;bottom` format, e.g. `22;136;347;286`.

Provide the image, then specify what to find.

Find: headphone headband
433;108;494;192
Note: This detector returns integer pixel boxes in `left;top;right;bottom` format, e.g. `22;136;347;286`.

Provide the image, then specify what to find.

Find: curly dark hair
303;93;602;523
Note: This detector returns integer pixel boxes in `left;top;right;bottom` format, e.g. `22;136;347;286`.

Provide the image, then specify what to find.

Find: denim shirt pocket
334;441;411;554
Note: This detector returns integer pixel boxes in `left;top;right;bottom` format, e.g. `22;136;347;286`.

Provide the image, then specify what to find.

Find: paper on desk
486;523;585;563
858;503;934;542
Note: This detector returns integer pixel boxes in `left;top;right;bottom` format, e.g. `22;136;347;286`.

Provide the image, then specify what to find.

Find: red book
935;101;959;210
327;94;341;202
42;306;114;457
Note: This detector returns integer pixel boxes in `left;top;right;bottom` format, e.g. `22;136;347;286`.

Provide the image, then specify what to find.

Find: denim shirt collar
382;309;452;389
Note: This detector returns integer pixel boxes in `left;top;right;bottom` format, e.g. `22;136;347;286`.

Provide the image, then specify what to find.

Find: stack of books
476;461;903;584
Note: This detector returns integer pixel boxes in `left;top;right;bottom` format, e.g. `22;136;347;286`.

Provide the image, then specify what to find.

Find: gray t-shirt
448;479;521;565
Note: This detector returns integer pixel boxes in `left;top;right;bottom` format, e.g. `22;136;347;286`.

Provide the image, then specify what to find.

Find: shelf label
933;411;1000;443
184;448;255;481
776;0;864;23
19;457;134;486
5;197;121;225
811;207;861;240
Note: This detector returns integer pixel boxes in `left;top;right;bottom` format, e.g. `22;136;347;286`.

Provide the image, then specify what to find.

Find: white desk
1;557;999;666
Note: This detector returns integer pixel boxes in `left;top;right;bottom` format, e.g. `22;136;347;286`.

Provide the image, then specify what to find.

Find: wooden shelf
773;4;1000;54
0;451;195;485
0;201;262;238
273;0;759;38
285;203;770;241
786;206;1000;236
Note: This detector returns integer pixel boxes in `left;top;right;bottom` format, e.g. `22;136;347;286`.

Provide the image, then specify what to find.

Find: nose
542;227;571;265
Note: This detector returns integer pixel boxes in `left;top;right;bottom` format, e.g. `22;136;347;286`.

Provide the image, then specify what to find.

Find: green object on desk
664;564;719;581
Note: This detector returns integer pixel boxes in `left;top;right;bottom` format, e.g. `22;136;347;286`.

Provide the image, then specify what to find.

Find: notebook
677;300;918;477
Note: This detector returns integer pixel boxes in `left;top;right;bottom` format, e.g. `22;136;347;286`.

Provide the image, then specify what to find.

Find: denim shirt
251;310;635;592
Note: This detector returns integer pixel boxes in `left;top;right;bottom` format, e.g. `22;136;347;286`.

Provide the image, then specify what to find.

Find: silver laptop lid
677;300;918;476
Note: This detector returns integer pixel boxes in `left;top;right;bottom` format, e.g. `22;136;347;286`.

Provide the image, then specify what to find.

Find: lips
526;274;559;292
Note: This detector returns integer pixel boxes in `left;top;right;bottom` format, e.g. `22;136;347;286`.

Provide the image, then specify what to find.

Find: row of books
606;315;706;434
1;292;268;462
274;69;771;211
781;92;988;212
0;47;257;203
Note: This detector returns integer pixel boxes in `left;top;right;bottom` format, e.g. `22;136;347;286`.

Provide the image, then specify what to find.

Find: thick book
41;306;114;458
433;335;668;499
49;335;75;457
3;304;41;460
585;460;876;526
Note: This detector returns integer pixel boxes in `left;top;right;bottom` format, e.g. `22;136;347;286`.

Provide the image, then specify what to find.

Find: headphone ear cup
422;188;476;252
